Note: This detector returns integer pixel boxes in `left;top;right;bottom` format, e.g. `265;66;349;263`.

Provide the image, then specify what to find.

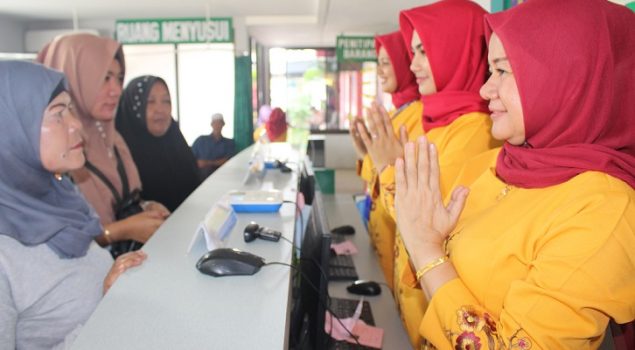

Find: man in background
192;113;235;178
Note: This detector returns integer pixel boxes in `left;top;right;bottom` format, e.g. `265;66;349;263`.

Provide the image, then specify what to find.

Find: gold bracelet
416;255;449;282
103;228;112;244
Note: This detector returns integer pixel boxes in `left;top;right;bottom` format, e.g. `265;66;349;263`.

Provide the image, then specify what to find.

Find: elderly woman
395;0;635;348
116;75;200;212
0;61;146;349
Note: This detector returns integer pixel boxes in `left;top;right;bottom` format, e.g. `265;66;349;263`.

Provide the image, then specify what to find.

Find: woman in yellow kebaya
349;30;421;288
357;1;499;347
395;0;635;348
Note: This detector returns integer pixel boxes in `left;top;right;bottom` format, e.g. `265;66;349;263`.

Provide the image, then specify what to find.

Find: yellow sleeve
426;112;502;197
378;166;397;220
393;150;502;350
421;189;635;350
253;126;263;142
357;155;378;196
272;130;287;143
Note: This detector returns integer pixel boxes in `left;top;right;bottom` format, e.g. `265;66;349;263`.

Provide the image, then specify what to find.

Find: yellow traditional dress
357;101;423;290
383;113;499;348
419;148;635;349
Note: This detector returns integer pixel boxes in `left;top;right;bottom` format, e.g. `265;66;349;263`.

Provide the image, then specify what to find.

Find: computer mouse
346;280;381;296
274;160;292;173
196;248;265;277
331;225;355;235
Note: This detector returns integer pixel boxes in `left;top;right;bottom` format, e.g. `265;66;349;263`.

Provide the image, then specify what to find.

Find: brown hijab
37;33;141;225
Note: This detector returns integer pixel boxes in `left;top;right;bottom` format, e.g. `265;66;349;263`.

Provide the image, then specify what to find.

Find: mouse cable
278;235;294;246
263;261;363;347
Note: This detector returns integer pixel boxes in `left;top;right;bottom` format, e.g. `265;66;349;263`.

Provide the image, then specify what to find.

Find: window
122;43;235;144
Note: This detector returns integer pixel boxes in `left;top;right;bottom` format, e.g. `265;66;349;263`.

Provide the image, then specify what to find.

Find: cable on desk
263;261;363;347
279;235;294;246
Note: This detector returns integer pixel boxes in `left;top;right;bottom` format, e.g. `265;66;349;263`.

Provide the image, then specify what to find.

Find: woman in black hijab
116;75;200;212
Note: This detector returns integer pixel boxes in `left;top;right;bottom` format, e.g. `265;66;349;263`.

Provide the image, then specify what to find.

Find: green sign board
336;36;376;63
627;1;635;12
115;17;234;44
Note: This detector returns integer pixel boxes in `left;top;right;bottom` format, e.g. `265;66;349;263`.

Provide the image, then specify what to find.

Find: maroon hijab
375;32;420;109
486;0;635;188
400;0;489;132
266;108;287;141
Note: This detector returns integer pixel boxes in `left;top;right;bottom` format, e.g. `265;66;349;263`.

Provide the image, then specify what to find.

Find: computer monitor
299;157;316;206
290;188;332;350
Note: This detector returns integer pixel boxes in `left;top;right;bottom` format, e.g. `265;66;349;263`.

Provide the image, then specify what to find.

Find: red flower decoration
484;313;497;333
455;331;482;350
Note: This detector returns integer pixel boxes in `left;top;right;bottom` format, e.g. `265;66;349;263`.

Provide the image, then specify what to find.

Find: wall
0;16;25;52
24;17;250;55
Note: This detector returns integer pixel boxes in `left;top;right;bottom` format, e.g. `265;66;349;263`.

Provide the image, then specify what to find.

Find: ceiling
0;0;444;47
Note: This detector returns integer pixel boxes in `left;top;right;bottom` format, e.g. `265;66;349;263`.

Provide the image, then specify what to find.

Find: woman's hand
348;115;368;159
103;250;147;294
119;210;167;243
394;137;469;264
357;102;408;172
141;200;170;217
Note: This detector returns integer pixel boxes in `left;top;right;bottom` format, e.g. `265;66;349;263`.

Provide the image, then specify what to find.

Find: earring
54;173;63;181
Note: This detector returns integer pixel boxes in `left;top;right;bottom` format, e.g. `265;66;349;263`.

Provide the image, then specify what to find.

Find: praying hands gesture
355;102;408;173
348;115;368;160
394;137;469;296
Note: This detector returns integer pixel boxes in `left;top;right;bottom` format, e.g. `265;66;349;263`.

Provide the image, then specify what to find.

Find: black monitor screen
291;189;331;349
299;157;316;205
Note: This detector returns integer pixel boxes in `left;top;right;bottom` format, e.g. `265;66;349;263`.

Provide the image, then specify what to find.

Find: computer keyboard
329;253;358;281
328;297;375;324
326;298;377;350
328;265;359;281
331;235;347;244
330;254;354;267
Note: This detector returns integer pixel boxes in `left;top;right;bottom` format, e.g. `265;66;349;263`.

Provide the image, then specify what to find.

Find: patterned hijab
116;76;200;211
37;33;142;223
0;61;102;258
400;0;489;132
374;31;420;109
486;0;635;188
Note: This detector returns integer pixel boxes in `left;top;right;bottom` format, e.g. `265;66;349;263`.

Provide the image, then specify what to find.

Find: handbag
85;146;144;258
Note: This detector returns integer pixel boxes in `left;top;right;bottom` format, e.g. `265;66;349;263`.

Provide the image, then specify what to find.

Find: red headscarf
266;107;287;141
375;32;420;109
400;0;489;132
486;0;635;189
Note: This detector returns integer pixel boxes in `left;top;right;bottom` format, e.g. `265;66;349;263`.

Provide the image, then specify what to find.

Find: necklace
95;121;114;158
